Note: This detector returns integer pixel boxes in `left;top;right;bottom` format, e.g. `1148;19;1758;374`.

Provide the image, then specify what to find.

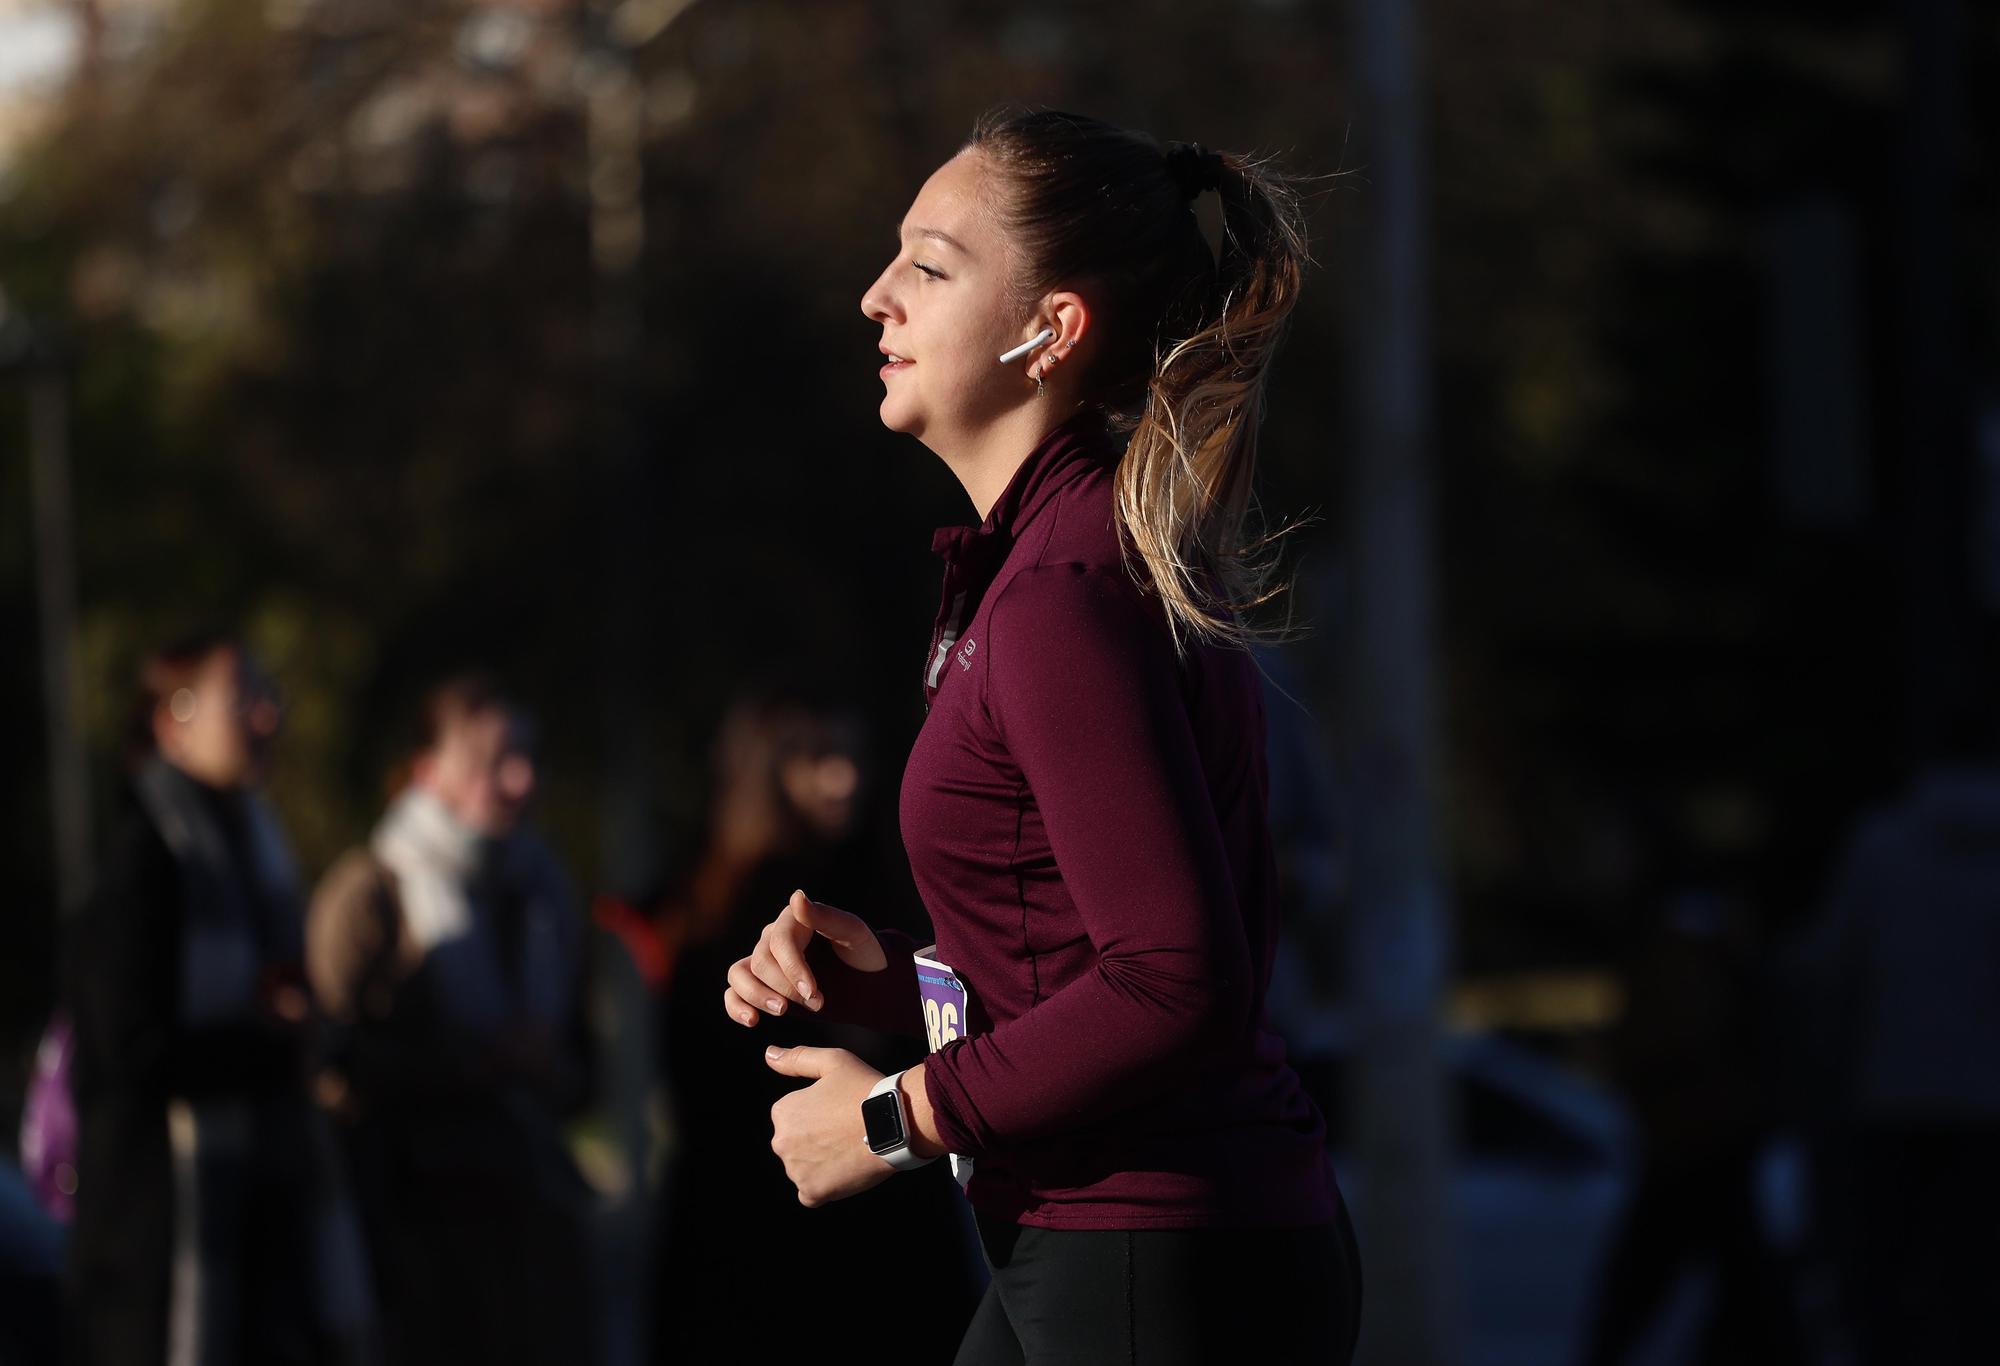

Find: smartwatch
862;1070;937;1171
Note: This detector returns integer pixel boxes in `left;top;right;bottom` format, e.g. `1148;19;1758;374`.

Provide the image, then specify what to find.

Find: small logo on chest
956;637;978;670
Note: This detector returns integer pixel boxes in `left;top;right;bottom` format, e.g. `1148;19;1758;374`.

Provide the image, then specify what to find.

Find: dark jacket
811;415;1341;1230
306;791;594;1366
64;760;329;1366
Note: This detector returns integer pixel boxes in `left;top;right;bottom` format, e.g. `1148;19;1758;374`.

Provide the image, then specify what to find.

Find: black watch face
862;1090;906;1153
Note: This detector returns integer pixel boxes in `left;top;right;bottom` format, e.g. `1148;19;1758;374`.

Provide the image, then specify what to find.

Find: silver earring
1035;369;1046;398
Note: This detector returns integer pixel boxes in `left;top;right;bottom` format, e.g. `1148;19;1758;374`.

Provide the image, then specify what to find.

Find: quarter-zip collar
922;412;1118;709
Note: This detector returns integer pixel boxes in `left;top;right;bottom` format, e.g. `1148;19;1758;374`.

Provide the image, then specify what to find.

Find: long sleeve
69;805;309;1107
67;813;180;1106
920;564;1252;1155
65;815;180;1366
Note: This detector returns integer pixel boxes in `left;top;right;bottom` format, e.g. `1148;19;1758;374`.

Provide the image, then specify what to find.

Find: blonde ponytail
1113;153;1310;651
965;110;1313;653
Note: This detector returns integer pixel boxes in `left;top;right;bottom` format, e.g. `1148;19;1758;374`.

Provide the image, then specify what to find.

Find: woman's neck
932;402;1084;522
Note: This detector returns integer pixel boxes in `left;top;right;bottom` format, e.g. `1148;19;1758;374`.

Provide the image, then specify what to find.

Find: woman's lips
880;355;913;376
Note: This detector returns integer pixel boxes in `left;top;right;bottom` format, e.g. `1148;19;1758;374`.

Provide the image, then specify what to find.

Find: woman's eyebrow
903;225;970;256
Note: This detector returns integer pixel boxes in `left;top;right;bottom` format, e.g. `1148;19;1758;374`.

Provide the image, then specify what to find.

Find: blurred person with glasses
63;629;373;1366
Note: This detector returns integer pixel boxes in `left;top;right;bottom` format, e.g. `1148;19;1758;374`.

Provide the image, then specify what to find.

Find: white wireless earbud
997;328;1057;365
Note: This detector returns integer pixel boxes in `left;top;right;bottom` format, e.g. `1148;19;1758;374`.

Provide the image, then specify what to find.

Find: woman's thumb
789;890;887;973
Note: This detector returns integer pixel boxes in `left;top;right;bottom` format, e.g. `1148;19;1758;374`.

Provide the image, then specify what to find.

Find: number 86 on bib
923;996;962;1050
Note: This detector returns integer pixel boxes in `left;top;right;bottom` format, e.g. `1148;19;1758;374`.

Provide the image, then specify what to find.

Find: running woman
724;108;1362;1365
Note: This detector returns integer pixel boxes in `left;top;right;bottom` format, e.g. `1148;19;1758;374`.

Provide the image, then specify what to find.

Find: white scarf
371;787;579;1037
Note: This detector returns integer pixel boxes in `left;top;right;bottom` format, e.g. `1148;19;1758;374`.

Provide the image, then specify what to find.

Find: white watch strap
866;1070;936;1171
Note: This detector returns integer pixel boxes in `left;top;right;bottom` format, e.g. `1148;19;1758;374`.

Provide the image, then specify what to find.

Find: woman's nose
498;753;536;804
860;265;899;323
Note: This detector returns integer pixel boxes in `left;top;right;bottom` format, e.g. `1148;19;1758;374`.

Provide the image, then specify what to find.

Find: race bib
914;945;975;1190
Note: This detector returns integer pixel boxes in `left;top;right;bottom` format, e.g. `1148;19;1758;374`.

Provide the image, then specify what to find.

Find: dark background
1;0;1994;1359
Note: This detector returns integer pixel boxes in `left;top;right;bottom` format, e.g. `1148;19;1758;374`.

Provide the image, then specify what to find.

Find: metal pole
1896;0;1970;765
580;0;703;900
28;355;92;914
1341;0;1456;1359
584;15;657;899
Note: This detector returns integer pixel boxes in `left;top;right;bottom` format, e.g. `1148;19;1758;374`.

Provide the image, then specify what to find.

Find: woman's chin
877;397;921;435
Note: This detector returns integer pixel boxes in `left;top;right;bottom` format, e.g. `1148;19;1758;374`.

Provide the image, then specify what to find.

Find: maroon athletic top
808;413;1341;1230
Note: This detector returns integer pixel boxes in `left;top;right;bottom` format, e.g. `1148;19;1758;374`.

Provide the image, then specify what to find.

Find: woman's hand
723;889;885;1027
764;1044;894;1206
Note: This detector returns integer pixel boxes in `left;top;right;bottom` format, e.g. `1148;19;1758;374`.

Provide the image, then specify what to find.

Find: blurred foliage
1;0;1996;1060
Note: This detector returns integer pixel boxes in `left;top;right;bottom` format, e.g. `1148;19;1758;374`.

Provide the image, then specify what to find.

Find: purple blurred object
18;1013;77;1222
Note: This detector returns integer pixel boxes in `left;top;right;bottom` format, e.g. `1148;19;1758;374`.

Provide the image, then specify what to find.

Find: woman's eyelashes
913;261;945;280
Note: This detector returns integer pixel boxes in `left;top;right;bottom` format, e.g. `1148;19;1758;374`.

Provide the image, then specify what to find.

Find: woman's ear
1045;291;1092;354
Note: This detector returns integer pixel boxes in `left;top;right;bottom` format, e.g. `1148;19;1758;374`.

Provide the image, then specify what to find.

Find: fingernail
796;981;814;1001
766;1045;783;1058
765;997;784;1013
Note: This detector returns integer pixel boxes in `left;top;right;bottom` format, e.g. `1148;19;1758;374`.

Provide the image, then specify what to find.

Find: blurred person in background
307;672;594;1366
649;689;982;1363
1576;882;1803;1366
63;629;372;1366
726;109;1359;1364
578;876;670;1366
1785;702;2000;1366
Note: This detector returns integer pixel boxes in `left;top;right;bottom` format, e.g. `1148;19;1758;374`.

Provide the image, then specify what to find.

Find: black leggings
951;1199;1363;1366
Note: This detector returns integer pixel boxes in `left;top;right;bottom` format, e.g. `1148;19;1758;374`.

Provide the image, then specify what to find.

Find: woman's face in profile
418;705;537;838
859;150;1040;450
156;647;281;790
